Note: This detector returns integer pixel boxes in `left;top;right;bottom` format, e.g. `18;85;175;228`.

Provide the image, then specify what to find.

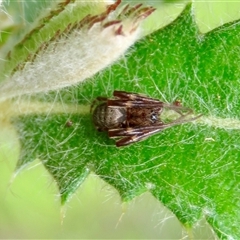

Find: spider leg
116;128;167;147
113;90;161;103
116;134;145;147
111;91;194;110
108;99;164;108
109;91;164;107
108;127;147;137
112;92;196;115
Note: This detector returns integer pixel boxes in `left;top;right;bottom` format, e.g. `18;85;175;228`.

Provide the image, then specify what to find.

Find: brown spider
91;90;202;147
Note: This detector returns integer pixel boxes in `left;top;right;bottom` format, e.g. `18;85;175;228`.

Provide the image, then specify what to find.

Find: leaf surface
14;3;240;239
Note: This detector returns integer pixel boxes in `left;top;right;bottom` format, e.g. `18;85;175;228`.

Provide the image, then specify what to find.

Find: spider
91;90;202;147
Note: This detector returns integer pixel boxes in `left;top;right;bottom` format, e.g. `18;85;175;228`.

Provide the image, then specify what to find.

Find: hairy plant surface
0;1;239;239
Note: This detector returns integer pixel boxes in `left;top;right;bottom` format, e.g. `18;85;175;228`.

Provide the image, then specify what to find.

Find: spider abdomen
93;103;126;131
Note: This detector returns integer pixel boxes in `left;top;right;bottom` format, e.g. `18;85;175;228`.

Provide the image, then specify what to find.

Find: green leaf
11;3;240;239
